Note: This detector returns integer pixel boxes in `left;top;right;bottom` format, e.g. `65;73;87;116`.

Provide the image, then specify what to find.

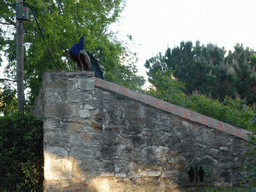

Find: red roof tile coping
155;99;164;110
172;104;183;117
146;95;156;107
199;116;208;126
216;121;225;132
120;86;128;96
137;92;146;103
101;80;110;90
207;117;218;128
109;82;120;93
183;109;191;120
190;111;200;122
163;102;173;113
95;78;255;140
95;78;102;87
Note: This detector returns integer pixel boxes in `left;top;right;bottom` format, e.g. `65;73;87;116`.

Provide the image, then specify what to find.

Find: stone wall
32;71;255;192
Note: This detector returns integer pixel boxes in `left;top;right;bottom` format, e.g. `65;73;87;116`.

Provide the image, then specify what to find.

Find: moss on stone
91;122;102;130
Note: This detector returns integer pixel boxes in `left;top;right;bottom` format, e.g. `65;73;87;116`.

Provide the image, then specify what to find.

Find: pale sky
109;0;256;79
1;0;256;81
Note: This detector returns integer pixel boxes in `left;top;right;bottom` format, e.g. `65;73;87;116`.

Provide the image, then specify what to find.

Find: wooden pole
16;0;25;113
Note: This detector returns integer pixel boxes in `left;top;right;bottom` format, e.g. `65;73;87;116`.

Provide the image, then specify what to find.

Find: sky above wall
109;0;256;80
1;0;255;82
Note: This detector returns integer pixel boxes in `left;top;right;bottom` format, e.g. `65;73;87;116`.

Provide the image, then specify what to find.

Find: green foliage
188;94;229;120
222;97;255;130
145;68;255;132
187;95;255;131
0;112;43;191
0;85;17;115
145;41;256;105
0;0;145;108
145;69;187;107
105;64;145;91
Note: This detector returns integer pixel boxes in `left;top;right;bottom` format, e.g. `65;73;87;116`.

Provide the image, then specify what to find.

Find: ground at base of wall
44;176;255;192
203;187;256;192
44;186;256;192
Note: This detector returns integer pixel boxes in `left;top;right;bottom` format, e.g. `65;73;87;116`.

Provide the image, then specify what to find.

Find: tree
145;68;187;107
145;41;256;105
146;41;223;97
0;0;145;109
0;84;17;115
226;44;256;105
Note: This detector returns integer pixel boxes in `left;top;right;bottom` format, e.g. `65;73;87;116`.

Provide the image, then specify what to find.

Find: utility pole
16;0;25;113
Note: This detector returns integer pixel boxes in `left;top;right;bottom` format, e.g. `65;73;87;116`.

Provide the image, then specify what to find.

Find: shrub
187;95;255;131
145;69;256;132
145;69;188;107
0;112;43;191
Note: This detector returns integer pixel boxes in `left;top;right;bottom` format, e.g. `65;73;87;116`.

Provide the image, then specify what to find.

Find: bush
145;69;256;132
0;112;43;191
145;69;188;107
187;95;255;131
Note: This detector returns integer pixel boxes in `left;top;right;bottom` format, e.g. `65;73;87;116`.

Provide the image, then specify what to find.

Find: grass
204;186;255;192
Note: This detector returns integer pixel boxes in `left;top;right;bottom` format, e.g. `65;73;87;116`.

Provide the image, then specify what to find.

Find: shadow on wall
44;152;191;192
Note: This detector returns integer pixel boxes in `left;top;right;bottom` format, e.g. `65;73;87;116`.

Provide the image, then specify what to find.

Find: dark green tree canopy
145;41;256;105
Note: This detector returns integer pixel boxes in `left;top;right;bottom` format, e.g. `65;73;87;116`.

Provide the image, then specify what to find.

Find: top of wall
94;77;255;141
33;71;254;141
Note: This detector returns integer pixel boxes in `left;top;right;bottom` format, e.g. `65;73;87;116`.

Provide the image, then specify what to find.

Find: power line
24;3;60;71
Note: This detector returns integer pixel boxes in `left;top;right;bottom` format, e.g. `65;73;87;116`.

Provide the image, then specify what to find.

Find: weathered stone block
66;122;83;133
59;179;71;188
46;146;68;158
115;167;120;173
78;78;95;90
220;146;229;151
141;171;161;177
81;132;101;147
80;93;93;102
45;157;72;180
209;148;220;159
83;104;94;109
44;119;57;131
45;91;62;102
44;132;56;143
43;79;76;90
115;173;126;178
30;88;44;118
79;109;90;118
161;171;179;178
100;172;115;177
66;90;81;102
196;143;207;148
44;102;77;118
128;171;140;179
70;148;94;159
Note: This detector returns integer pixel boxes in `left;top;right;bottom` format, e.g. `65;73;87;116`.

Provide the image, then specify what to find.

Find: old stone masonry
31;71;255;192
